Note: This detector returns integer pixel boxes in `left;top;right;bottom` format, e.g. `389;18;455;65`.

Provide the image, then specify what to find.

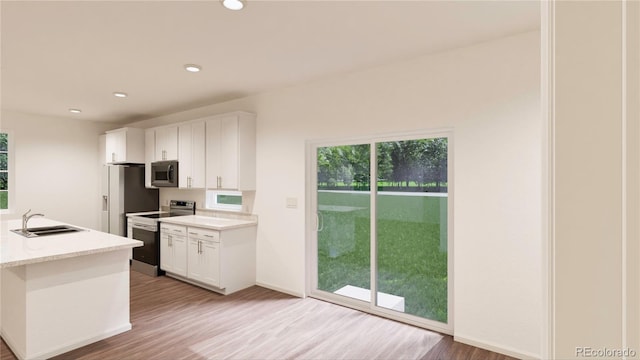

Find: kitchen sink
11;225;87;238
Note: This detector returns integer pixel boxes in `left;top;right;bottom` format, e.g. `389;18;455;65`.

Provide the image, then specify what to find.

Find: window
205;190;243;212
0;132;10;212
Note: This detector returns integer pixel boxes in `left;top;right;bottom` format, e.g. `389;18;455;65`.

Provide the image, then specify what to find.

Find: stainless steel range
127;200;196;276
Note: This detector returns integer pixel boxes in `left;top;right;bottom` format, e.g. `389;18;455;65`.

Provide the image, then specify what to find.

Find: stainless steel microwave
151;160;178;187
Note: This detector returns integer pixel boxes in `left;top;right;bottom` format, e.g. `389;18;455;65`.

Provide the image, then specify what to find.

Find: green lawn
317;191;448;323
0;191;7;210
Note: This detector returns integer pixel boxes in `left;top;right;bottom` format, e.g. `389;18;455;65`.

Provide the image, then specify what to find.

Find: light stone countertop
159;215;257;231
0;217;142;268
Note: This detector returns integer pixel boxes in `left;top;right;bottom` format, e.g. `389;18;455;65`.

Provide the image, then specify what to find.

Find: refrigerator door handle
102;195;109;211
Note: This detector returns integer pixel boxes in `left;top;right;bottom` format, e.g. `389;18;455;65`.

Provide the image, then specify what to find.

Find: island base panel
1;249;132;360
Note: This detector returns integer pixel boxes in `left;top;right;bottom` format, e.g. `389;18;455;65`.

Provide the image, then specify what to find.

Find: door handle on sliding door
316;212;324;232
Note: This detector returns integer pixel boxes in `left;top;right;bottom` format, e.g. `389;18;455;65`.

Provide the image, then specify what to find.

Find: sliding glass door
309;133;451;331
316;144;371;301
375;139;449;323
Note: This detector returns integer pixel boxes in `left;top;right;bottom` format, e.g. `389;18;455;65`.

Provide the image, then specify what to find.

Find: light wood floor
1;271;516;360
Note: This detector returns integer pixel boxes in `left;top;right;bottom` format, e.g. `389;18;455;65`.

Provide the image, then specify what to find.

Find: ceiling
1;0;540;124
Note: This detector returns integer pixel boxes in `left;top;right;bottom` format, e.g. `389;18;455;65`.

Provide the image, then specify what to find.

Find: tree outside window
0;132;9;210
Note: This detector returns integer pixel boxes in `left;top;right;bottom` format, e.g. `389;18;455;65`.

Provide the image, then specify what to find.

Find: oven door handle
131;223;158;232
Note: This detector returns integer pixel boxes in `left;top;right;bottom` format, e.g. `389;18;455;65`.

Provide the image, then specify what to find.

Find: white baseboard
255;281;304;298
454;333;540;360
1;330;26;360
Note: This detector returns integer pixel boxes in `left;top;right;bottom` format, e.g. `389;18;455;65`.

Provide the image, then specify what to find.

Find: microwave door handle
167;164;173;182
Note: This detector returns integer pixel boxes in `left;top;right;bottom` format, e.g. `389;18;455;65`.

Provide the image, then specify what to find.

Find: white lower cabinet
187;228;220;287
160;222;256;295
160;224;187;277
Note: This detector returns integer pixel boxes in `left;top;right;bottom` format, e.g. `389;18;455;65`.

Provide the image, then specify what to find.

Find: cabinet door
206;115;239;189
200;240;220;287
161;225;187;276
155;127;178;161
219;117;239;189
178;123;192;188
105;130;126;163
205;118;222;189
154;128;164;161
187;238;203;282
145;129;155;187
178;121;205;189
205;113;255;191
160;231;173;273
191;121;206;188
172;235;188;277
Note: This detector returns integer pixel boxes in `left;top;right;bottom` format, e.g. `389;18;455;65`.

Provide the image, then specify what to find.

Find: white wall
0;111;111;229
129;31;542;358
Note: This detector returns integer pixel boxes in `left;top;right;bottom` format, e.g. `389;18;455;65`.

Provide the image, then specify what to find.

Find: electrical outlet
286;197;297;209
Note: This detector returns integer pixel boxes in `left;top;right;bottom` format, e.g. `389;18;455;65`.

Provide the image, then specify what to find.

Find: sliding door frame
305;128;454;335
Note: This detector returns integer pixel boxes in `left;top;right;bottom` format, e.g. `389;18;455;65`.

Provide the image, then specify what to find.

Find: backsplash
160;188;257;220
159;188;257;222
195;208;258;222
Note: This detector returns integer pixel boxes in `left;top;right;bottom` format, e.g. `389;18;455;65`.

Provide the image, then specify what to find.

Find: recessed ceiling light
113;92;128;98
69;108;82;114
184;64;202;73
222;0;244;11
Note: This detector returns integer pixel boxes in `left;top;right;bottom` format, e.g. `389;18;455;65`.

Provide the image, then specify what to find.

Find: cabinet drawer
161;223;187;235
187;227;220;242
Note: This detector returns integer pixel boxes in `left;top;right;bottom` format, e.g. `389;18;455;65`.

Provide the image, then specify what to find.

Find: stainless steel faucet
22;209;45;233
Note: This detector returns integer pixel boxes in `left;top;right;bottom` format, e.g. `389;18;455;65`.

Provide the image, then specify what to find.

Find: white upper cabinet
178;121;206;189
144;126;178;187
144;129;155;187
105;127;144;164
155;126;179;161
206;112;256;191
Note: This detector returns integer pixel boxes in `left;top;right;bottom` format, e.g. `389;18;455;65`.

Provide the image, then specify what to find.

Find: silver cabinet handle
102;195;108;211
112;152;116;162
198;240;201;254
168;234;172;247
217;176;221;188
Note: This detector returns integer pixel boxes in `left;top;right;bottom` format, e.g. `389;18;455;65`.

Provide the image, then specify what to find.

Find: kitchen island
0;217;142;360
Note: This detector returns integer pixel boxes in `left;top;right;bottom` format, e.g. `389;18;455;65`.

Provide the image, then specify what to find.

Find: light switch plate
286;197;297;209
